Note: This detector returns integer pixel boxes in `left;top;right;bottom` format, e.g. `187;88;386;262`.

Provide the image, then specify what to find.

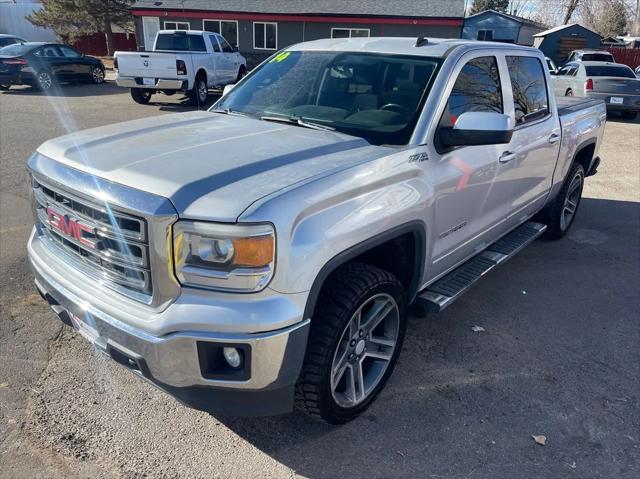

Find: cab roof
287;37;537;58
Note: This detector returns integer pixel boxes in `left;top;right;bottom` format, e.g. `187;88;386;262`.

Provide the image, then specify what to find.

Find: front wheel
130;88;152;104
296;262;406;424
91;66;105;84
544;162;585;239
235;65;247;83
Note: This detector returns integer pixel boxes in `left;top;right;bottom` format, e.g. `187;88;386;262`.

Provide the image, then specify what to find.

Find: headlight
173;221;275;292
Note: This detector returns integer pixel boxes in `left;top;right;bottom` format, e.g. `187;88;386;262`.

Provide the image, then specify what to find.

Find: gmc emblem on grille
46;207;97;249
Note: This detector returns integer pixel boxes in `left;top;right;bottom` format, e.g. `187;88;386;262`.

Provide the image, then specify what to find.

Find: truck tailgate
115;52;179;79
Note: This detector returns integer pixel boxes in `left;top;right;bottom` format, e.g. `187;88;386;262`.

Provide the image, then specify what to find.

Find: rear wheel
543;162;585;239
130;88;152;104
565;89;574;97
296;262;407;424
36;71;53;91
189;73;208;106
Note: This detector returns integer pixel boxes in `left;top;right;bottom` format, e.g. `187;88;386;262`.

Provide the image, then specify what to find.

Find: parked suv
28;38;605;424
564;49;615;64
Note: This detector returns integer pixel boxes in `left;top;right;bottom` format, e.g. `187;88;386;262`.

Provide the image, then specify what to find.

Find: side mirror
439;112;514;148
222;83;235;96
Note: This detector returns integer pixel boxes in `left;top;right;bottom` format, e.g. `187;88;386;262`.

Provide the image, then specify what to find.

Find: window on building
477;30;494;41
163;21;190;30
506;56;549;125
203;20;239;48
439;56;503;129
254;22;277;50
331;28;370;39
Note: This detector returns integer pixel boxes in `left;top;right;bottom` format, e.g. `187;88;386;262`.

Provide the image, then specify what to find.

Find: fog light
223;347;242;368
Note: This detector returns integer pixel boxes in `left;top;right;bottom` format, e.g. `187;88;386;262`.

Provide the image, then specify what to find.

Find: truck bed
556;96;603;117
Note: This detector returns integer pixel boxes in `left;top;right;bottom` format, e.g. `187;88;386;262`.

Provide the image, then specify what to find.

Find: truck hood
37;111;389;221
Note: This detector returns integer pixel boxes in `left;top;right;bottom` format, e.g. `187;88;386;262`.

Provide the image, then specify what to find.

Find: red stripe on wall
130;9;463;26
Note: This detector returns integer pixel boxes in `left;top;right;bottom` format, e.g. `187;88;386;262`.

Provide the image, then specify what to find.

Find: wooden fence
603;47;640;69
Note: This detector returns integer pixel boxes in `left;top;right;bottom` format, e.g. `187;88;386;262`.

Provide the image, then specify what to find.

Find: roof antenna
415;36;428;47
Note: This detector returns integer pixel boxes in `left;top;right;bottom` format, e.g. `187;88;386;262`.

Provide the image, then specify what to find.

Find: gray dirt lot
1;81;639;479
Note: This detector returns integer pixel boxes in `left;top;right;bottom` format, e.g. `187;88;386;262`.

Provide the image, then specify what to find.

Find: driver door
426;52;518;279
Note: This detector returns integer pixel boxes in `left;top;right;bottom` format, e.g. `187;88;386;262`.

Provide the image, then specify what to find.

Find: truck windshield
212;51;441;145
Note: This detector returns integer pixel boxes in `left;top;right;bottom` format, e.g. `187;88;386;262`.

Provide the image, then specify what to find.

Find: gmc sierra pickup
28;38;606;424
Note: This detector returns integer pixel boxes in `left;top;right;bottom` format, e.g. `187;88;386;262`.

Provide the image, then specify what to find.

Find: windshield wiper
260;115;335;131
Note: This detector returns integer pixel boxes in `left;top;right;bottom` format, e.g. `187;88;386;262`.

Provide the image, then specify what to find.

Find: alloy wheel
38;72;52;90
198;79;207;102
330;293;400;408
92;67;105;83
560;171;582;231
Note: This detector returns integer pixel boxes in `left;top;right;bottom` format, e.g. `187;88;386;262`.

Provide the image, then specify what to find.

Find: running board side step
416;222;547;313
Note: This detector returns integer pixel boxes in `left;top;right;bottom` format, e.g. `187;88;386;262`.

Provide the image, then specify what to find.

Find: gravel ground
1;81;639;478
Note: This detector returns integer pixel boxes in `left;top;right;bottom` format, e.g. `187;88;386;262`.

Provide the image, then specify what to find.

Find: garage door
559;36;587;60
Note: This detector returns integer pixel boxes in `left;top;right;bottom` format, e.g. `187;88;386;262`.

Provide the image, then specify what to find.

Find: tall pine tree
28;0;134;56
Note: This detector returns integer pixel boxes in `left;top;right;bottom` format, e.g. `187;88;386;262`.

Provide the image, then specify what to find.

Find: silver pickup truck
27;38;606;424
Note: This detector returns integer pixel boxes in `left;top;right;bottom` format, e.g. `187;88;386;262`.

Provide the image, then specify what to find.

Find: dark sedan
0;42;105;91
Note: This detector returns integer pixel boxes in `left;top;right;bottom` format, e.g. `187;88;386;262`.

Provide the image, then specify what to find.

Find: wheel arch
571;138;597;176
302;221;426;320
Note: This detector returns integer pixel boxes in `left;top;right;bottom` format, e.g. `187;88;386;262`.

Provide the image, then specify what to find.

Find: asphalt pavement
0;80;638;478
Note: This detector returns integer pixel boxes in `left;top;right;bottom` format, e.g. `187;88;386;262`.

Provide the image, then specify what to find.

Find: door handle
499;151;516;163
548;133;561;144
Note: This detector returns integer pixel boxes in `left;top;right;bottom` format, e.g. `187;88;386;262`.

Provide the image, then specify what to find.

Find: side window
219;36;234;53
506;56;549;125
188;35;206;52
438;56;503;129
209;35;221;52
36;46;61;57
59;46;81;58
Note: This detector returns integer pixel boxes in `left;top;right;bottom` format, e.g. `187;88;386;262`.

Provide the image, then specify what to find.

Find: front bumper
115;74;186;90
29;228;310;416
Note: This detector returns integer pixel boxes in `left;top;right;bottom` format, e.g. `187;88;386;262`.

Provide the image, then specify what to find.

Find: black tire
189;73;208;106
90;66;105;84
0;84;10;91
130;88;152;104
295;262;407;424
543;162;585;239
565;89;574;97
621;110;637;120
235;65;247;83
36;70;54;91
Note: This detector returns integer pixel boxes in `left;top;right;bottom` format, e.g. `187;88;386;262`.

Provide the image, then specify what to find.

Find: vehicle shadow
606;111;640;124
155;92;222;112
0;80;126;98
216;198;640;478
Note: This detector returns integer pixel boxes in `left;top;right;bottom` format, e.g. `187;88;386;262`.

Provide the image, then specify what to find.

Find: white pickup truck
28;38;606;424
114;30;246;105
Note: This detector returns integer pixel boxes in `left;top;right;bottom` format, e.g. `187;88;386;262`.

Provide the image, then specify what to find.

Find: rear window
585;65;635;78
155;33;206;52
0;43;34;56
506;56;549;125
581;53;614;62
0;37;21;47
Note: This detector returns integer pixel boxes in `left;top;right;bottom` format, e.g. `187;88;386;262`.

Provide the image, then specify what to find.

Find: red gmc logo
46;207;97;249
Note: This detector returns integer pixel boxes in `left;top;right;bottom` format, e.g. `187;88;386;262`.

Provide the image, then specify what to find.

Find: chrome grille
33;178;152;300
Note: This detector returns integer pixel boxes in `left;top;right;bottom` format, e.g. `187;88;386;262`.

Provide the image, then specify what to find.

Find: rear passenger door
500;54;560;224
33;45;68;79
